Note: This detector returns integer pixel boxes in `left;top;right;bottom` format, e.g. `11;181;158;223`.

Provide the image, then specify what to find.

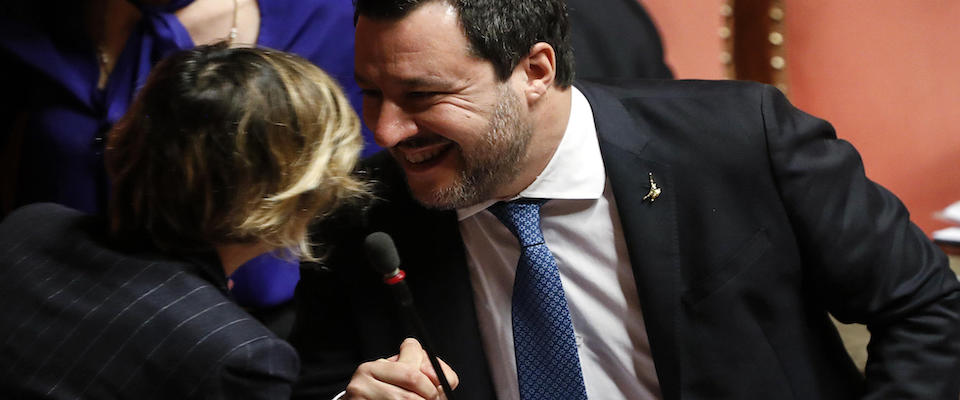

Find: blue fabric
1;0;372;308
0;0;372;215
229;252;300;308
488;199;588;400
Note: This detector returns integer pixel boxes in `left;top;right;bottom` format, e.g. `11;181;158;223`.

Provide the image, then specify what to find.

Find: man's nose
369;100;418;148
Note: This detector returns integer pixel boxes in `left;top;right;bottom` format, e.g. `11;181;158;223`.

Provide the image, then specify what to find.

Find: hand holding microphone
345;338;458;400
343;232;457;400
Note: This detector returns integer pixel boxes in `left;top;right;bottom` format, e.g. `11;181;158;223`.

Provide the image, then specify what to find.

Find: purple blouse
1;0;373;308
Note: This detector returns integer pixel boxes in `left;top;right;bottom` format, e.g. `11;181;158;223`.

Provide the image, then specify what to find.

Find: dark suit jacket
567;0;673;80
291;80;960;399
0;203;299;399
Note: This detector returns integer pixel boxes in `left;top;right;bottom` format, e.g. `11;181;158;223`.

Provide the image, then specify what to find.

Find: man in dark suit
290;0;960;399
0;43;369;399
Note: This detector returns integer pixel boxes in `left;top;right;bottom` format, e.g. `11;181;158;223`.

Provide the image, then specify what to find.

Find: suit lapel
580;83;683;400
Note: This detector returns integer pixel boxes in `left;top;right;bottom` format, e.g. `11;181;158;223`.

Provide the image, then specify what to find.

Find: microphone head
364;232;401;275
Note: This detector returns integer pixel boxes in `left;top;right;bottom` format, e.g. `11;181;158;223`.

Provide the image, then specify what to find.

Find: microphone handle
387;282;458;400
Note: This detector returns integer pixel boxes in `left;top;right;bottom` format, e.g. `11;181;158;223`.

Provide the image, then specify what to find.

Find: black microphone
364;232;457;399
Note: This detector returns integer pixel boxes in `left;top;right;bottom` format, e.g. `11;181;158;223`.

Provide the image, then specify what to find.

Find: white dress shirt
457;87;662;400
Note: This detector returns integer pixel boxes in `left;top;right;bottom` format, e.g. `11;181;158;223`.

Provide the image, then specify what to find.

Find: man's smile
394;136;456;165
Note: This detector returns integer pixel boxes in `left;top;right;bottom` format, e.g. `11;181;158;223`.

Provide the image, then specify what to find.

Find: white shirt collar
457;87;605;221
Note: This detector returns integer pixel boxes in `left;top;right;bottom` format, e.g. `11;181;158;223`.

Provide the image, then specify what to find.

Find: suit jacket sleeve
289;262;369;399
290;154;428;399
289;203;395;399
760;85;960;398
205;337;300;400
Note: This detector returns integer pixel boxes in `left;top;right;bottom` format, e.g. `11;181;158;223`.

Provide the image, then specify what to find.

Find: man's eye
408;91;439;99
360;89;382;97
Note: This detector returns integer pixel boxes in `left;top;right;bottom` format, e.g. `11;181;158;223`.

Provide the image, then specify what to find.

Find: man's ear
517;42;556;103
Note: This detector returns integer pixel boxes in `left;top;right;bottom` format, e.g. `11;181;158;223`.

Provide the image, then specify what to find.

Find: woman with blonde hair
0;43;364;399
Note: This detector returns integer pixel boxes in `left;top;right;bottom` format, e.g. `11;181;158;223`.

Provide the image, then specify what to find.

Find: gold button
769;32;784;45
718;26;731;39
769;7;784;21
770;56;786;70
720;4;733;17
719;52;732;64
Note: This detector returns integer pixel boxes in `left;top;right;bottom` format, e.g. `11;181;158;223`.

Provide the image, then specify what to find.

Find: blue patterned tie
488;199;588;400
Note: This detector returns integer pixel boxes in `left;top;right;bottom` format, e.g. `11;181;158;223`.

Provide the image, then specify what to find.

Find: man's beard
416;86;532;210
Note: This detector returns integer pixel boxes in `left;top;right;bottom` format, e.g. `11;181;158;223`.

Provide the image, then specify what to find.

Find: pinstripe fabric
0;203;299;399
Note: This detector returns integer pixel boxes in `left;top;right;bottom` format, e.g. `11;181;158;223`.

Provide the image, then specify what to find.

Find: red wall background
641;0;960;235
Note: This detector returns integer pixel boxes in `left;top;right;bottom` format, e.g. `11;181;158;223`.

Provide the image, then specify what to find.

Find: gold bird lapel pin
642;172;662;203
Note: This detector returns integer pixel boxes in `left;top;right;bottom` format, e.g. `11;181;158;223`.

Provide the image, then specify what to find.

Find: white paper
937;201;960;225
933;227;960;244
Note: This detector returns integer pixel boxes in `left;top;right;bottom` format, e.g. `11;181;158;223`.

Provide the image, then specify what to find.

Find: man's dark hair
355;0;575;87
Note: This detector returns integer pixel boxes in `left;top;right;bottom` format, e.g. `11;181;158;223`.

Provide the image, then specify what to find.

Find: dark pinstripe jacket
0;203;299;399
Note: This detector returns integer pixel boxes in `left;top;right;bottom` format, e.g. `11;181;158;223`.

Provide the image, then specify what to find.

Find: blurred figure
0;0;367;217
0;43;365;399
566;0;673;79
0;0;370;320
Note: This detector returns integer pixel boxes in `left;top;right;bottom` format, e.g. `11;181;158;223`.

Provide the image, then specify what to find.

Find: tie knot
487;199;547;247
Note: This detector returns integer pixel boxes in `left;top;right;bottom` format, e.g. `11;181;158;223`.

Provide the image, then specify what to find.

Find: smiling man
290;0;960;399
353;2;558;210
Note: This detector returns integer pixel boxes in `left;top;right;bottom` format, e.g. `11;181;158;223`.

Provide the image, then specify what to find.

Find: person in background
566;0;673;80
0;43;368;399
0;0;371;333
290;0;960;399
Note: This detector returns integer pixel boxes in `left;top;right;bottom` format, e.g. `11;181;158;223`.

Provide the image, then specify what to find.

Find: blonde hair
106;43;366;260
